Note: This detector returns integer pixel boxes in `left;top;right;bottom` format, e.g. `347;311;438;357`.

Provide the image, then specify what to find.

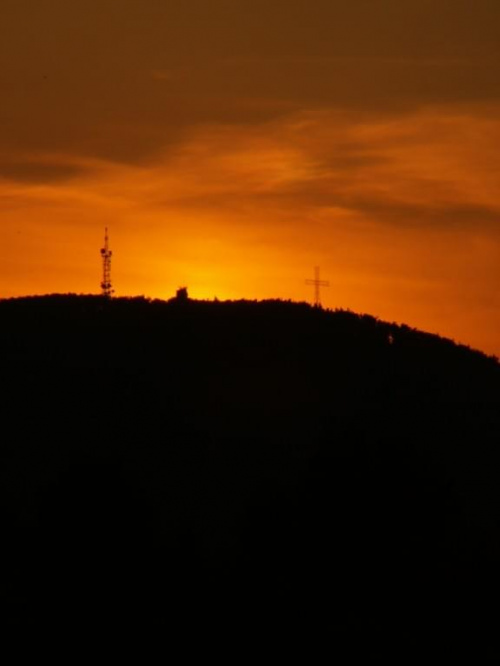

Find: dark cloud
335;198;500;230
1;1;500;175
0;159;86;184
168;185;500;233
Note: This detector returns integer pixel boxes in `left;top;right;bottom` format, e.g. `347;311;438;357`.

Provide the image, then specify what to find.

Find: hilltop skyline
1;293;498;643
1;1;499;356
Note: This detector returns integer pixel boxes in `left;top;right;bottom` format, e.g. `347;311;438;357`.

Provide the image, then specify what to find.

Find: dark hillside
0;295;499;653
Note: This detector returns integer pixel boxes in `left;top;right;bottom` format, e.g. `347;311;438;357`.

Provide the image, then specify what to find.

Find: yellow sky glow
1;106;499;355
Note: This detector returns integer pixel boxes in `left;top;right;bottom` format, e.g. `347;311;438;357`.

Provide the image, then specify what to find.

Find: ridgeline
1;294;499;652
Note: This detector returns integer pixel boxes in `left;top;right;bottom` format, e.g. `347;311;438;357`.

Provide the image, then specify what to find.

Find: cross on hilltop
306;266;329;307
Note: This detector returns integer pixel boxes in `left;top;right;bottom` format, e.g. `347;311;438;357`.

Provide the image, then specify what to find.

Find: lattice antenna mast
306;266;329;308
100;227;114;298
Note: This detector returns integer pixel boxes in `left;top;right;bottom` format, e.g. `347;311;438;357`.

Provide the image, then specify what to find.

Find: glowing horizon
1;2;499;357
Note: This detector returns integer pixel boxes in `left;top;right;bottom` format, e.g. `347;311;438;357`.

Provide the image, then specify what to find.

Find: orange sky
1;1;500;356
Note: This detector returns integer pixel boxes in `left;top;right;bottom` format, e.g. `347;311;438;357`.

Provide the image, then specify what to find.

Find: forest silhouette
0;294;499;654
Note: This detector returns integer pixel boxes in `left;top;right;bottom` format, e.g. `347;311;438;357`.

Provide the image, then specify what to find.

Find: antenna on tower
100;227;114;298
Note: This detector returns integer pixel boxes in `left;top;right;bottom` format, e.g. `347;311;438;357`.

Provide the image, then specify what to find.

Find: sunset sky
1;0;499;355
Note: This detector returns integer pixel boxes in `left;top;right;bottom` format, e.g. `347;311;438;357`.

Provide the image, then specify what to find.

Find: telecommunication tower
306;266;329;307
100;227;114;297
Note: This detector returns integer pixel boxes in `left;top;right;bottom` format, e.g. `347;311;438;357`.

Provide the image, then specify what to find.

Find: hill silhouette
0;294;499;653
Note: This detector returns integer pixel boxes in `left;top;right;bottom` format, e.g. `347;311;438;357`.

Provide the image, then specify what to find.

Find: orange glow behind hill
1;107;499;357
2;0;500;358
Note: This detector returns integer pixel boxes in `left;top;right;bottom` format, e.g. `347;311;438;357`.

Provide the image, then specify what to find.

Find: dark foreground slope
0;295;499;652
